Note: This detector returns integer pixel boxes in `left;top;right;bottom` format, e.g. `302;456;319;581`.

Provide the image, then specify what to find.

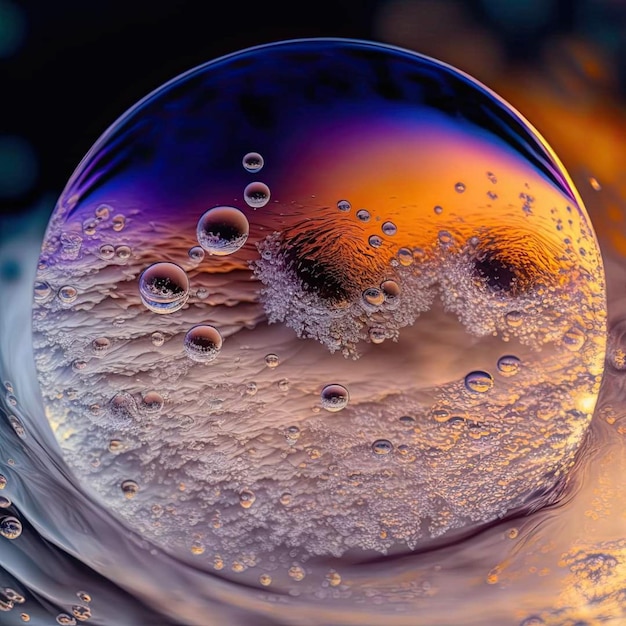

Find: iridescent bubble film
32;35;606;570
5;38;612;624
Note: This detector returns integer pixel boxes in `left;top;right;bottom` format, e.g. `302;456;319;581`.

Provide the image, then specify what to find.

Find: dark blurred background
1;0;625;240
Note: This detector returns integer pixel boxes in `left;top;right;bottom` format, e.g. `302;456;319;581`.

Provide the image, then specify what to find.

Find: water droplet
563;326;586;351
380;279;401;303
244;182;271;208
114;245;131;261
197;206;249;254
95;204;110;219
369;327;386;344
242;152;264;173
140;391;164;415
183;325;223;363
326;570;342;586
188;246;205;263
0;516;22;539
505;310;523;327
399;415;415;427
278;378;290;391
288;565;305;581
0;496;11;508
320;384;349;412
259;573;272;586
111;215;125;231
464;371;494;393
108;439;124;454
56;614;76;626
91;337;110;355
486;171;497;184
284;425;300;443
121;480;139;499
368;234;383;248
58;285;78;304
362;287;384;306
356;209;370;222
337;199;351;212
138;262;190;314
434;205;443;215
497;355;521;376
239;489;256;509
190;541;205;555
455;181;466;193
76;592;91;604
71;605;91;621
196;287;209;300
371;439;393;455
245;382;258;396
82;219;97;236
150;331;165;347
264;353;279;368
381;221;397;236
438;230;454;246
397;247;414;266
98;244;115;260
0;476;6;490
20;613;30;622
33;281;51;302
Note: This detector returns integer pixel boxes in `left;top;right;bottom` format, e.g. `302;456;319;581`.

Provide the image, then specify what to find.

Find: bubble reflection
0;38;621;626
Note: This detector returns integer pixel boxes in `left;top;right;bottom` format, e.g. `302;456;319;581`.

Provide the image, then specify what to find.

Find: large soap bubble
32;39;606;579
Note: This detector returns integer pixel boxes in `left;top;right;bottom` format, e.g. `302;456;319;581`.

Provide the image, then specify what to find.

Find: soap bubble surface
27;38;608;622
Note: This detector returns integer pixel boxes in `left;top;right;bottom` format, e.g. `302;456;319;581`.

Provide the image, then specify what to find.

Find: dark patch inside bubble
237;93;275;129
473;252;521;293
285;249;352;304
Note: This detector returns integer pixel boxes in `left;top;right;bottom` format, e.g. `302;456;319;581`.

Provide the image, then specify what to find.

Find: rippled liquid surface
1;39;623;625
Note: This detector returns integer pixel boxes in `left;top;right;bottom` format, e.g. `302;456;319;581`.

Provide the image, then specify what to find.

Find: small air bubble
371;439;393;455
197;206;249;254
368;234;383;248
382;221;397;236
265;353;279;368
455;182;466;193
397;247;414;266
362;287;384;306
337;200;351;212
112;215;126;232
356;209;370;222
434;205;443;215
369;327;386;344
497;355;521;376
114;245;131;261
320;384;349;412
239;489;256;509
121;480;139;499
242;152;264;173
33;281;51;302
244;182;271;208
464;371;494;393
183;325;223;363
139;262;190;314
150;331;165;347
58;285;78;304
98;244;115;260
505;311;523;327
0;516;22;539
188;246;205;262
